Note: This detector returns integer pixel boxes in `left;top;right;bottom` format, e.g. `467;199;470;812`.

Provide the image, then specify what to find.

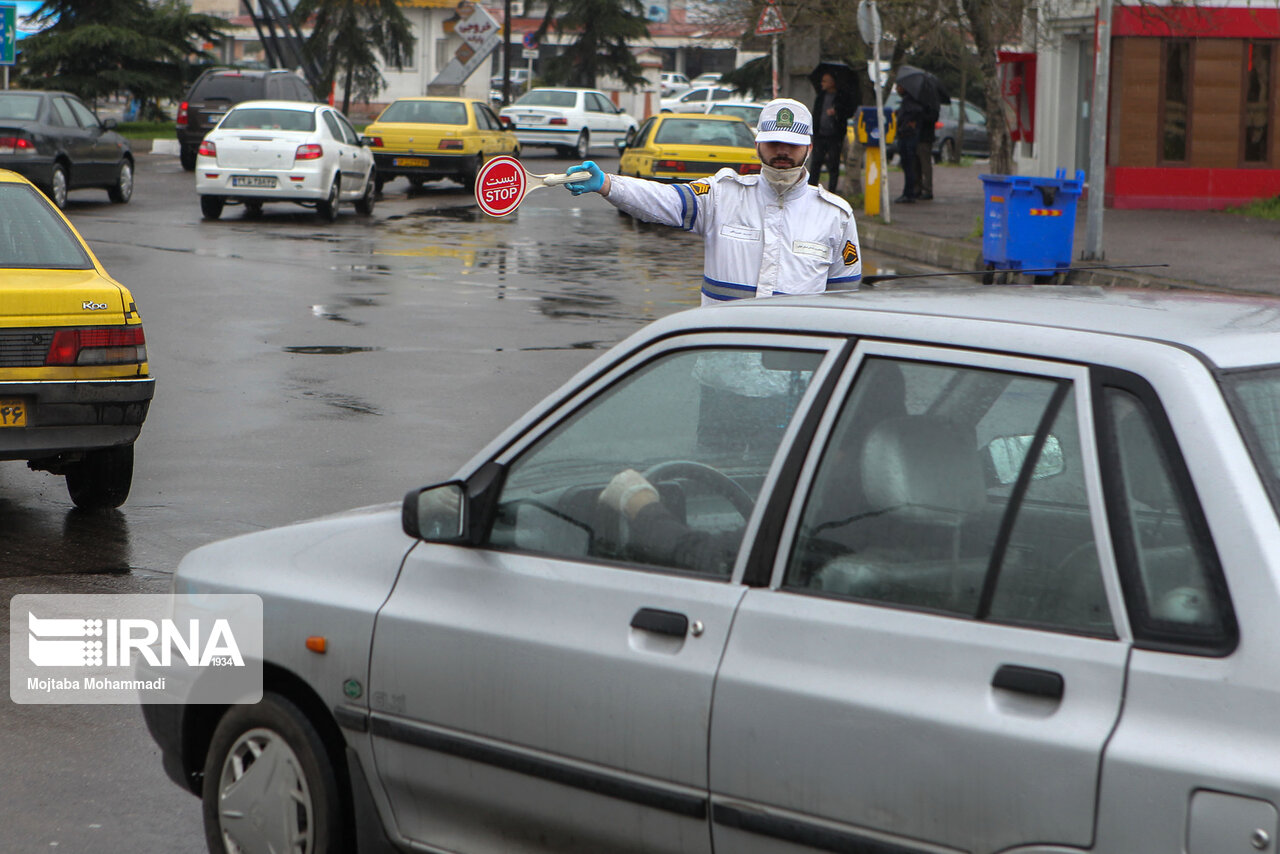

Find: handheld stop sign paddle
474;155;592;217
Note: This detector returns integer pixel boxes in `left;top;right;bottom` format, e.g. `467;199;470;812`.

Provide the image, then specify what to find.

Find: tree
957;0;1022;174
17;0;225;119
532;0;650;90
292;0;416;114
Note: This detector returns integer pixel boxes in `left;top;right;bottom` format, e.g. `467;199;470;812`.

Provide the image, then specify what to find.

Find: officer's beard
760;163;807;195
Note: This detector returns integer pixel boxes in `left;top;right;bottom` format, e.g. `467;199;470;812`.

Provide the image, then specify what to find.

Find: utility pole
1082;0;1112;260
502;0;512;106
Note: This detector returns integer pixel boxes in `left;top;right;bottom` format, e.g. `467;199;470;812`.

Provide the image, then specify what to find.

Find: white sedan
659;86;746;114
195;100;376;222
498;88;637;158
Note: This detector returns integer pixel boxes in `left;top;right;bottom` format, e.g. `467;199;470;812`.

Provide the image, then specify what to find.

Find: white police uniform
605;171;862;305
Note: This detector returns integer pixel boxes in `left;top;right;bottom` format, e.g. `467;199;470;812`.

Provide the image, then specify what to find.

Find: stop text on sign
475;155;527;217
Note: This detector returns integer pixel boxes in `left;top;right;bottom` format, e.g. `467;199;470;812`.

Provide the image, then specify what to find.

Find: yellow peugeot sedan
363;97;519;193
0;169;153;509
617;113;759;182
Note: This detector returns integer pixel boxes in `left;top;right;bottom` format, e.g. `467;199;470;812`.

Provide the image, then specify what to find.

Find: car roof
226;100;323;112
386;96;478;104
657;113;748;123
653;287;1280;370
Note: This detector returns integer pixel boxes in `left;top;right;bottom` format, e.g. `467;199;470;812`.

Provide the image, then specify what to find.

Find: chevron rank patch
842;240;859;265
691;181;711;196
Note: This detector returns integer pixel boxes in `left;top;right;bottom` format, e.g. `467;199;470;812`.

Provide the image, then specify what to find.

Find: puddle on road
283;345;382;355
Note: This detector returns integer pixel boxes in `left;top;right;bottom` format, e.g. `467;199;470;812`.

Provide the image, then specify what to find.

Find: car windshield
1224;367;1280;510
654;118;756;147
0;93;42;121
378;100;467;125
514;91;577;108
220;108;316;131
195;75;261;101
709;104;763;124
0;184;92;269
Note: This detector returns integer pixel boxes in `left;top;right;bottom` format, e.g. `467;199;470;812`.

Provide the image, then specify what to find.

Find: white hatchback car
498;88;638;158
659;86;744;114
145;286;1280;854
195;100;376;221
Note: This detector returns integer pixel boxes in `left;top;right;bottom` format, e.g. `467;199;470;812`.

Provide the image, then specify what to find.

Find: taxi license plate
0;399;27;427
231;175;277;188
395;157;431;167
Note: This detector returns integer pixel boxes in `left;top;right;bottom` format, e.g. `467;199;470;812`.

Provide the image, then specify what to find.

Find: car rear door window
49;97;77;128
786;355;1113;635
489;346;827;577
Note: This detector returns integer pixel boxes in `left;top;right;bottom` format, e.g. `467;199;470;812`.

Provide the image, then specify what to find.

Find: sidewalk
857;159;1280;295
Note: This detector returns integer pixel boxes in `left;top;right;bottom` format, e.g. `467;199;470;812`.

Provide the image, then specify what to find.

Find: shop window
1162;41;1190;162
1244;42;1272;163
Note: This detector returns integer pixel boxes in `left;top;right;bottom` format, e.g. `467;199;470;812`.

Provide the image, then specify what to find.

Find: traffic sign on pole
755;1;786;36
0;4;16;67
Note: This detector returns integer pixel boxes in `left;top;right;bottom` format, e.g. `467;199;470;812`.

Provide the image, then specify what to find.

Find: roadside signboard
0;4;16;66
474;155;590;217
522;48;538;59
430;0;502;90
755;0;786;36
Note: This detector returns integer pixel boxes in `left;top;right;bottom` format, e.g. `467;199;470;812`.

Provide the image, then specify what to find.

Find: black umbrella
895;65;929;101
809;60;857;94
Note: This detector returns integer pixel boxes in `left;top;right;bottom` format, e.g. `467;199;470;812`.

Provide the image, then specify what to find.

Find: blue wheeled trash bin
979;169;1085;283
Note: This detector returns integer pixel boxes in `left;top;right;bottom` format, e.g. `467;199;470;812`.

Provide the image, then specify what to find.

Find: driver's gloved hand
599;469;659;519
566;161;606;195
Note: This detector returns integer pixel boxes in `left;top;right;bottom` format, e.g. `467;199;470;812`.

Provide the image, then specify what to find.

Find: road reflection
0;497;132;578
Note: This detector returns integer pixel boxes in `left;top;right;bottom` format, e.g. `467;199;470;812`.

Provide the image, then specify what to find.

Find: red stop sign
475;155;527;217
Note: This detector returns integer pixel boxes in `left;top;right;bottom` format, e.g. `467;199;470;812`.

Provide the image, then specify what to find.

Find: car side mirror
986;435;1065;485
102;118;118;130
403;482;468;542
615;139;628;153
359;135;374;146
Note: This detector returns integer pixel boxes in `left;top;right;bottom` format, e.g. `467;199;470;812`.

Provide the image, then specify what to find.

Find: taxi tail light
738;163;761;174
198;140;217;157
549;117;568;126
295;144;323;160
0;133;33;151
176;101;189;128
438;139;464;150
46;326;147;366
656;160;687;172
366;135;383;147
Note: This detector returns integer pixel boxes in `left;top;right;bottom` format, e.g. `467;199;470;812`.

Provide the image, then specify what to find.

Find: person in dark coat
916;75;950;200
894;81;926;203
808;71;858;193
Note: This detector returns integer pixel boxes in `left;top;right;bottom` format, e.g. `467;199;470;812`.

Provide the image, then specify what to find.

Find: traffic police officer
564;98;862;305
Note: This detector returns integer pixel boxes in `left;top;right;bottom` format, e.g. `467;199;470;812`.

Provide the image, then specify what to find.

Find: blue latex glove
566;161;605;195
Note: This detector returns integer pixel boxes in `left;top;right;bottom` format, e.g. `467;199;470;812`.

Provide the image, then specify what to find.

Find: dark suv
175;68;318;170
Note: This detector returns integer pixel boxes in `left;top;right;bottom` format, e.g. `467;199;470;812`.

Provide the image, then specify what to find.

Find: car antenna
861;263;1171;287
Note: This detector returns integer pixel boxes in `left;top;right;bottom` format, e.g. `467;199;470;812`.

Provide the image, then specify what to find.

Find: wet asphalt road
0;150;919;852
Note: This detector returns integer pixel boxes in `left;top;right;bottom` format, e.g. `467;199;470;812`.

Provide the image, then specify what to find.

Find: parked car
490;67;532;92
0;90;134;209
617;113;759;181
195;100;375;222
690;71;723;87
145;285;1280;854
661;71;691;97
176;68;318;171
933;98;991;161
363;97;519;194
706;100;767;130
659;86;742;114
498;88;637;158
0;169;152;509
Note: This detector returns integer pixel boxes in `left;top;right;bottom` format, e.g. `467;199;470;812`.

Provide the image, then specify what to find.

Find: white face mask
760;162;807;194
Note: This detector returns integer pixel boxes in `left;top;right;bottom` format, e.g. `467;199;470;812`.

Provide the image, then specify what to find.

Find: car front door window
489;346;825;576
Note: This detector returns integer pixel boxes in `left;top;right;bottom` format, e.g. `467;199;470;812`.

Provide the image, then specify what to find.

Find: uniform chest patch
792;239;829;260
721;224;763;241
842;240;859;265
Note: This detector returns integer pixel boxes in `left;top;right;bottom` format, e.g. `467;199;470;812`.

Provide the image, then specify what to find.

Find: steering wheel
642;460;756;520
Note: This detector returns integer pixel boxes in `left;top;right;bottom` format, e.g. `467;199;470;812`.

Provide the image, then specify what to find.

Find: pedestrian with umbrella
807;61;859;193
893;65;935;203
916;72;950;200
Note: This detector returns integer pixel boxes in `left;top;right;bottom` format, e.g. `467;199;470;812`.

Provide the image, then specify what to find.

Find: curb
858;221;1214;293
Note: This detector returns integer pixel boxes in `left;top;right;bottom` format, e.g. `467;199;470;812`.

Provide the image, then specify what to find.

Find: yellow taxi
0;169;153;509
363;97;520;193
617;113;759;182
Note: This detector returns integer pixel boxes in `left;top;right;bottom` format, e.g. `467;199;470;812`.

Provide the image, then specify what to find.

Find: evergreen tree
17;0;225;119
532;0;650;90
292;0;416;115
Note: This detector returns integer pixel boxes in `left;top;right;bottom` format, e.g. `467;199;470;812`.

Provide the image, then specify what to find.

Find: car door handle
991;664;1064;700
630;608;688;638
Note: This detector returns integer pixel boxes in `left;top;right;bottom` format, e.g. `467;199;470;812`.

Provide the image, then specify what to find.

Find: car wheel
200;195;224;220
202;693;346;854
462;155;483;192
47;164;69;209
64;445;133;510
407;176;425;195
940;138;957;163
317;175;339;222
180;144;197;172
574;130;589;160
108;159;133;204
354;173;375;215
243;201;263;219
374;173;386;195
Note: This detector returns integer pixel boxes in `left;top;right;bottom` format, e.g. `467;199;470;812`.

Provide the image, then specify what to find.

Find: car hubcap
52;170;66;207
217;727;314;854
119;164;133;198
